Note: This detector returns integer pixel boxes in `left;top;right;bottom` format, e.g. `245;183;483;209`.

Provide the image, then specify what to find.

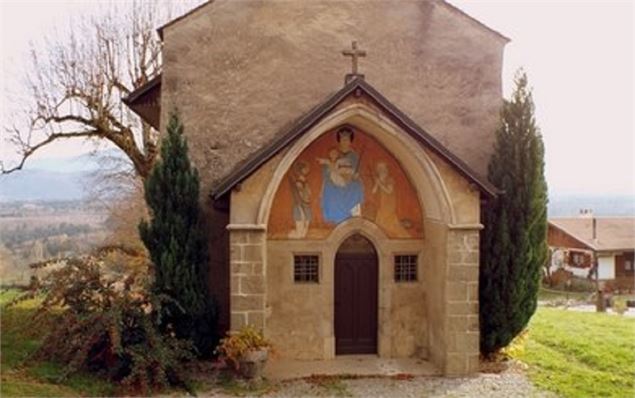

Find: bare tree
1;1;202;179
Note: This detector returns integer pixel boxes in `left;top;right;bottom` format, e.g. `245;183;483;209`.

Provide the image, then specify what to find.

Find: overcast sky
1;0;633;197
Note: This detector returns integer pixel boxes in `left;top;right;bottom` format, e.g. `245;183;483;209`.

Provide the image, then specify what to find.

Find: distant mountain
2;150;634;213
0;169;90;202
548;194;635;217
0;150;130;202
26;149;127;173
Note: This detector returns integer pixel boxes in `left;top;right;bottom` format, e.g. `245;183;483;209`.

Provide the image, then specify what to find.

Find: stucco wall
160;0;506;198
422;221;448;369
266;234;426;360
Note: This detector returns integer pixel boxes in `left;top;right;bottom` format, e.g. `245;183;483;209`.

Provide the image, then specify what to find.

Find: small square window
395;255;418;282
625;260;633;271
294;255;319;283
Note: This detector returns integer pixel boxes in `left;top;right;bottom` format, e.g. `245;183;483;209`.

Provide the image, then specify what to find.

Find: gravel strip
197;368;556;398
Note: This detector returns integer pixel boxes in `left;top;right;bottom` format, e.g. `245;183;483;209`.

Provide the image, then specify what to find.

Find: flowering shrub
215;325;271;370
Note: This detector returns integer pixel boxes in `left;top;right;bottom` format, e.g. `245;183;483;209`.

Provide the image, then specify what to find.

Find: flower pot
238;349;268;379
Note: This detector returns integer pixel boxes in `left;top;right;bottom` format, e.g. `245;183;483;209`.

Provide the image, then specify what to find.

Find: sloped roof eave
122;74;162;106
548;221;596;251
121;75;162;130
210;77;500;201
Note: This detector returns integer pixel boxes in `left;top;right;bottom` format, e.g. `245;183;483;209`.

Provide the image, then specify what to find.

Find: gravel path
196;368;555;397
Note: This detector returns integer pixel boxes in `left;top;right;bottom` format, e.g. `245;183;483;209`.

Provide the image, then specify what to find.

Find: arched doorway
334;234;378;355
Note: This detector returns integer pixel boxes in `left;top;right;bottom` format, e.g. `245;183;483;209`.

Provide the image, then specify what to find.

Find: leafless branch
2;0;204;180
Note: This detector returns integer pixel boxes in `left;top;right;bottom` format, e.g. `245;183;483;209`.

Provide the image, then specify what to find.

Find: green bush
140;111;218;357
480;71;548;355
10;250;194;395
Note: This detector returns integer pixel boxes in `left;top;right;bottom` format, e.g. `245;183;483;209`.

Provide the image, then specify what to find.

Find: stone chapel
124;0;509;376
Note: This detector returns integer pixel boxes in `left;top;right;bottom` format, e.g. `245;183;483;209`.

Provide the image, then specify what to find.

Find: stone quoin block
241;275;266;295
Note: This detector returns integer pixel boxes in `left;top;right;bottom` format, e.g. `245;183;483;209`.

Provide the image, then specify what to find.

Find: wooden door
334;235;378;355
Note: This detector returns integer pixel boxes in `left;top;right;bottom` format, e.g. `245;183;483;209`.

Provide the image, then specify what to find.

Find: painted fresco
268;126;424;239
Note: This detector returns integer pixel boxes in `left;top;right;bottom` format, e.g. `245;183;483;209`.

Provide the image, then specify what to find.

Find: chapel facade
125;0;509;376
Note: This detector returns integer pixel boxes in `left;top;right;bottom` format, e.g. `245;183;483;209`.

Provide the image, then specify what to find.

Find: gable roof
210;77;500;200
549;217;635;252
156;0;510;43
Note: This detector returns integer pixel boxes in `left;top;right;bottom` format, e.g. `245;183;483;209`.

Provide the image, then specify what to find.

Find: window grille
394;255;418;282
294;255;319;283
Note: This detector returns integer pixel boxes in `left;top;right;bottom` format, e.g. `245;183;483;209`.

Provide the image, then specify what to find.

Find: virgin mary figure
318;127;364;224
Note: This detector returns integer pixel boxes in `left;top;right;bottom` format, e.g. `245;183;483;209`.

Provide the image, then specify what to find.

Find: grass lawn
513;307;635;398
0;289;115;397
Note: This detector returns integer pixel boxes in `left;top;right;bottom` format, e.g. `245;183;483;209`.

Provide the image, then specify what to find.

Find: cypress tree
139;111;217;356
480;71;548;355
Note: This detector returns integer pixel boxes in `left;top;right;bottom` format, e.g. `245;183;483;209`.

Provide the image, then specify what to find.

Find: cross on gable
342;41;367;84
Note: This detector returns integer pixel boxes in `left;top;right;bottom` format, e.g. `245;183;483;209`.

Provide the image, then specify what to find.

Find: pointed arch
257;102;457;229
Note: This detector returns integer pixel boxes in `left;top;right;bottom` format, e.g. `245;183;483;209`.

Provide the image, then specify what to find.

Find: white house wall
598;255;616;280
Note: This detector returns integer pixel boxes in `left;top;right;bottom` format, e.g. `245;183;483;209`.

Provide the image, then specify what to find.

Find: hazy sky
451;0;634;196
1;0;633;197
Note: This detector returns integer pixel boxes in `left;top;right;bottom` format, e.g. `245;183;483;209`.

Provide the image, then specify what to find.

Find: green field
513;307;635;398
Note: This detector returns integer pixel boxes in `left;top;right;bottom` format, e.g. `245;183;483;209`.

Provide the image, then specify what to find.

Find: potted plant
216;325;272;379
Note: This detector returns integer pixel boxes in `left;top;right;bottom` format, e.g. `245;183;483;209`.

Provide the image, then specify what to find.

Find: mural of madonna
317;126;364;224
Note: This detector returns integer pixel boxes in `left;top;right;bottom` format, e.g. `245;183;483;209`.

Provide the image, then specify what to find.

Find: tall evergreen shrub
480;71;548;355
139;111;217;356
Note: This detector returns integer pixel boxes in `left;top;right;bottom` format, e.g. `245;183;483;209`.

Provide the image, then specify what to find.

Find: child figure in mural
317;127;364;224
317;147;347;187
288;160;312;239
372;162;410;237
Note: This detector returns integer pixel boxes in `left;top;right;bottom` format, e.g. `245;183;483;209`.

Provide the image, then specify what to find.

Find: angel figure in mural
317;127;364;224
288;161;312;239
372;162;410;237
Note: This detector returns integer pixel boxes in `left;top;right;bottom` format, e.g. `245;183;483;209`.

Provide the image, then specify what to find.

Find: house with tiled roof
548;214;635;292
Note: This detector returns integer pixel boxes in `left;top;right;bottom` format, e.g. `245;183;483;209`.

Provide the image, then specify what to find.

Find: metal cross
342;41;367;75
